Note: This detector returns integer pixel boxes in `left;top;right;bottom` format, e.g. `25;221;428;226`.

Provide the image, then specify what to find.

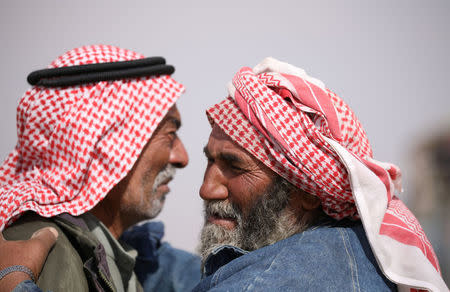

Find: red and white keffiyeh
207;58;447;291
0;45;184;231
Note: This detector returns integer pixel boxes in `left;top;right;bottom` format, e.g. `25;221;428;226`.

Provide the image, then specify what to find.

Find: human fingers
0;228;57;291
30;227;58;250
27;227;59;278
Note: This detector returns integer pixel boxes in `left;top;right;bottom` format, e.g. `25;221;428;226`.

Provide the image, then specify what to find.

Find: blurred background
1;0;449;282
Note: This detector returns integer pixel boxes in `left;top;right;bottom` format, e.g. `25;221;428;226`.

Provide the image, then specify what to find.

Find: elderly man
194;58;448;291
3;57;448;291
0;45;200;291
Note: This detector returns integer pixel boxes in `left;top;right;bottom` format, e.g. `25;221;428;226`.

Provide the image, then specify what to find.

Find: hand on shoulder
0;227;58;291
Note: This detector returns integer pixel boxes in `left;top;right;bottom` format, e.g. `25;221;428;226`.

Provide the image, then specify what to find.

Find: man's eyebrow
203;147;242;164
167;117;181;129
219;152;242;165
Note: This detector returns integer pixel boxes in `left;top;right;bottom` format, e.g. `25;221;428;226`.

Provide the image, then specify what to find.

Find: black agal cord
27;57;175;87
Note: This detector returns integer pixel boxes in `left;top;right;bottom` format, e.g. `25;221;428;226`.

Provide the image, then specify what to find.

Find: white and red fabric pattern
0;45;184;231
206;57;447;291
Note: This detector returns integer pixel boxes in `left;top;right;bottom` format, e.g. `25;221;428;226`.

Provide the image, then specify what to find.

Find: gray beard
197;177;309;265
144;164;176;218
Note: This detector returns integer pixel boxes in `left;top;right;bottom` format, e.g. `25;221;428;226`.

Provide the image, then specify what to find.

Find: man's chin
142;198;164;219
197;221;240;263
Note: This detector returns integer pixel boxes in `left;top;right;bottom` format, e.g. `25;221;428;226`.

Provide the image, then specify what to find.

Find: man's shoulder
3;212;61;240
240;221;365;263
252;222;395;290
4;212;90;292
237;222;365;271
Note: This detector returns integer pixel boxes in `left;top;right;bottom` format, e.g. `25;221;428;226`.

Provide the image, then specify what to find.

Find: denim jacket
193;220;397;292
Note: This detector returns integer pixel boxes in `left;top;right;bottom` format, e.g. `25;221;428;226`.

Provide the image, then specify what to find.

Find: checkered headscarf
0;45;184;231
207;58;447;291
208;59;374;220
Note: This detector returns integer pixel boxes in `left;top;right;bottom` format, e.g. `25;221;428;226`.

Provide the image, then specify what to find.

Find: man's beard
145;164;176;218
197;177;309;264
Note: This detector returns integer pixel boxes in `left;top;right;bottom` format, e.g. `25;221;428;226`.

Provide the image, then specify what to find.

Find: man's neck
90;200;125;239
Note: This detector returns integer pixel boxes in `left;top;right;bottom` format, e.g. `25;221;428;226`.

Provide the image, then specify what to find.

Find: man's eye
166;131;177;147
168;131;177;140
230;164;245;172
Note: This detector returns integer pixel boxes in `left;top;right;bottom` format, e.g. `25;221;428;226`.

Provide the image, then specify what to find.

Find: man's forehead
207;125;251;158
206;124;277;177
210;124;231;141
162;105;181;127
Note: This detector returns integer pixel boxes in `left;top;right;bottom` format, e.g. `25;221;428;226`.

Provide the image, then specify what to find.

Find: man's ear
288;188;321;213
300;192;321;211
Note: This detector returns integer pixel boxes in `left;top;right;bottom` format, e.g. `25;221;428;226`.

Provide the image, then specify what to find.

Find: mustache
152;164;176;192
204;200;241;221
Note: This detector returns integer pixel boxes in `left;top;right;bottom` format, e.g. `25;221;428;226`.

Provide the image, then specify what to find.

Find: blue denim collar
203;245;249;276
201;218;340;277
193;220;397;292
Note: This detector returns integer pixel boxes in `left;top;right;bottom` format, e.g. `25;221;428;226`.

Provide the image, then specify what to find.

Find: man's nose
169;138;189;168
199;164;228;200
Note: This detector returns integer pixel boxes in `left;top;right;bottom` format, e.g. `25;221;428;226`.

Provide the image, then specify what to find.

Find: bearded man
2;57;448;292
0;45;200;292
195;58;448;291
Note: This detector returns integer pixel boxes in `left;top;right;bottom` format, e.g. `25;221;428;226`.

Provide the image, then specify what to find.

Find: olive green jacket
4;212;142;292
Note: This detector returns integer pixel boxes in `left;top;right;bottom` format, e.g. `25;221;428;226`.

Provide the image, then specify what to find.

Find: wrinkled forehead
206;124;247;155
209;124;230;140
206;124;276;176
